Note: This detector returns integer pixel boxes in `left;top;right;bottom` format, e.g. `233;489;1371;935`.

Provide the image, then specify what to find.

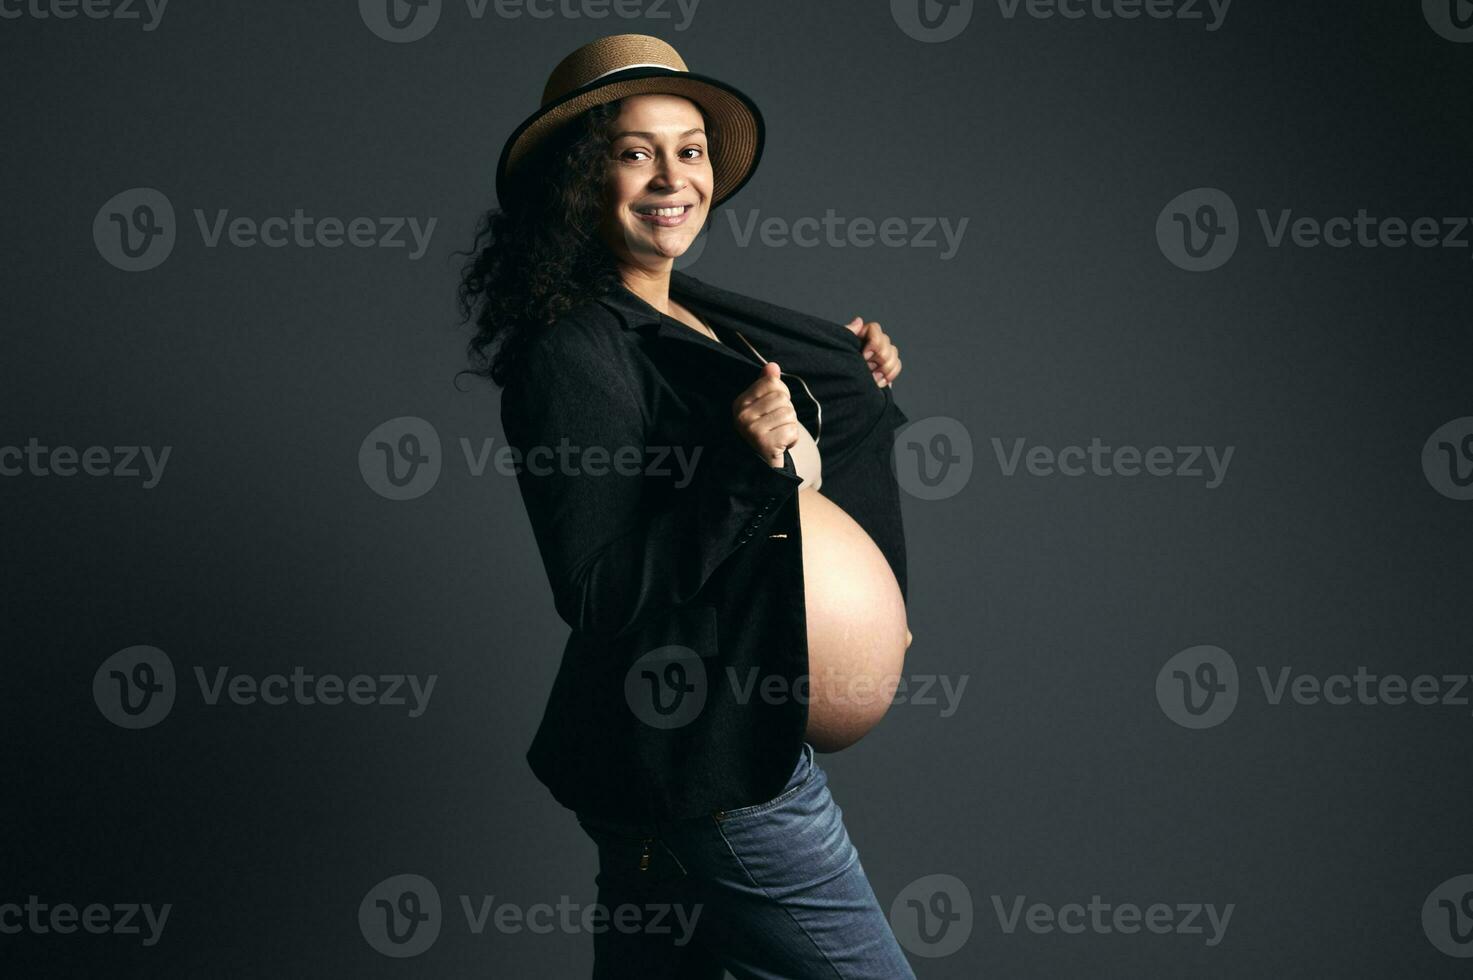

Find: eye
621;148;651;162
680;146;704;160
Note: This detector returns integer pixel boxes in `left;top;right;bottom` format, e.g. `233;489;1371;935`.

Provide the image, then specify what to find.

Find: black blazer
500;270;910;824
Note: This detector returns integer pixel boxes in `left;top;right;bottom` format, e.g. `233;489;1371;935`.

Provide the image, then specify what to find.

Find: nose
649;153;686;192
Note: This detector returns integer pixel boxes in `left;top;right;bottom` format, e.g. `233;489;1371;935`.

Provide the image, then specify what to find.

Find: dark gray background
4;0;1471;976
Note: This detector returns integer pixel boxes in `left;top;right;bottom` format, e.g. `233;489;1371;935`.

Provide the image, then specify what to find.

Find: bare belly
796;486;909;753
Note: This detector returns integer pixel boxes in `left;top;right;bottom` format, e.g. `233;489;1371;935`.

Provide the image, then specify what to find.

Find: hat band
585;62;683;83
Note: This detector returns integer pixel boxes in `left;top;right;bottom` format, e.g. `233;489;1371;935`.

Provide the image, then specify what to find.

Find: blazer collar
596;271;716;333
592;273;766;377
597;271;857;356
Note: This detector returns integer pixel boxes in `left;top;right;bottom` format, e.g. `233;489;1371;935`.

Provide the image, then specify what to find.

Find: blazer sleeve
500;321;804;640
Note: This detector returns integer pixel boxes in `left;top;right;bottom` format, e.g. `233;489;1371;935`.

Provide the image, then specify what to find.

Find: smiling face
599;94;713;272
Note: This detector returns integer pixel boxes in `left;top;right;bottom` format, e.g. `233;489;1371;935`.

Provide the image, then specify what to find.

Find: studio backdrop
4;1;1472;977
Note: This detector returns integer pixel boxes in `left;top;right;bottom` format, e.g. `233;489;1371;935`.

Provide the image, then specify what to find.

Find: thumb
763;360;781;378
843;316;864;335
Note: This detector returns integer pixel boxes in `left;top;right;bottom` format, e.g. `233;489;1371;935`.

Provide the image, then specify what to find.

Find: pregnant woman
460;34;917;978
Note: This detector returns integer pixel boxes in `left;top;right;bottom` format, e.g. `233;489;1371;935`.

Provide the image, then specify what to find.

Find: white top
787;417;823;491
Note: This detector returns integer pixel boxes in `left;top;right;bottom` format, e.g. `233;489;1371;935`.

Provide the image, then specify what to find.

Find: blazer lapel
601;280;763;384
671;271;863;357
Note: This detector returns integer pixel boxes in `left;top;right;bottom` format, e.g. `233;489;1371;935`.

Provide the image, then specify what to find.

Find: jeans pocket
713;743;816;824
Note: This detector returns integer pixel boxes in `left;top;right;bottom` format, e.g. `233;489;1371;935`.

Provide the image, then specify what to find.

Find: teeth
640;206;688;217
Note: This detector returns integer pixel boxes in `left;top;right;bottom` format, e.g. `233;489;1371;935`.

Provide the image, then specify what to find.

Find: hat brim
495;66;764;210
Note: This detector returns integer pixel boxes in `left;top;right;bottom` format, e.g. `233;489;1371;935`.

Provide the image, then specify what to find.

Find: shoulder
523;295;630;367
502;295;639;418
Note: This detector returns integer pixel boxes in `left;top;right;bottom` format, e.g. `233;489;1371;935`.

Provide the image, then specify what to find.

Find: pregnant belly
796;487;909;753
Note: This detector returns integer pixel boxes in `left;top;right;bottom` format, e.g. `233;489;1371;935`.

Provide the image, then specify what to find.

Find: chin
633;234;696;262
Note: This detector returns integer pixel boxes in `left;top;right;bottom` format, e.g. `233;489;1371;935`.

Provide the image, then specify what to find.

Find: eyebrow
612;128;706;140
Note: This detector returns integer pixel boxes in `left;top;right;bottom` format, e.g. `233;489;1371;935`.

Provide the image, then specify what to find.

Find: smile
636;204;692;216
634;204;696;227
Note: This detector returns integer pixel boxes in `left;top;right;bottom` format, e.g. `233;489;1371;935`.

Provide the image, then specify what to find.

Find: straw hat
495;34;765;208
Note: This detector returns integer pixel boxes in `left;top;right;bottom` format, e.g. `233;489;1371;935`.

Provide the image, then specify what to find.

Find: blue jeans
573;742;917;979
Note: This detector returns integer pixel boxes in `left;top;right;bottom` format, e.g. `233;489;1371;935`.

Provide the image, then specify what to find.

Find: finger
736;389;793;424
749;379;792;406
844;316;864;335
733;376;790;410
763;420;801;451
862;325;888;360
864;339;891;366
746;361;785;399
871;352;899;386
754;405;799;434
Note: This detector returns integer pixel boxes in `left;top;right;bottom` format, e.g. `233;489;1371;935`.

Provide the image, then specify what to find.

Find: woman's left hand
844;317;902;387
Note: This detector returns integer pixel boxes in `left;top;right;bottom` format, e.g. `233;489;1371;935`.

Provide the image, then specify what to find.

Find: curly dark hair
454;100;628;389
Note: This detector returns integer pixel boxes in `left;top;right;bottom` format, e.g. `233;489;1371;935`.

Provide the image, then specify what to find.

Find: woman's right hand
731;361;799;468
